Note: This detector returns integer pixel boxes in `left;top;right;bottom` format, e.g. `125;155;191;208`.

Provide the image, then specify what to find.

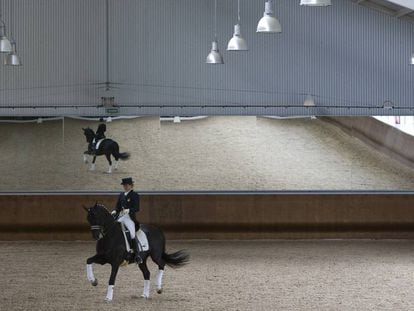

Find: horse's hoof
91;279;98;287
140;294;149;299
105;298;112;303
157;288;162;294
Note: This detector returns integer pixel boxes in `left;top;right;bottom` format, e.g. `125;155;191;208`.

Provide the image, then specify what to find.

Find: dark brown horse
84;203;189;301
82;127;130;173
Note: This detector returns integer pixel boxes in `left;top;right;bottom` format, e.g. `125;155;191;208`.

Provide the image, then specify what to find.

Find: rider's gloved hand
110;210;118;219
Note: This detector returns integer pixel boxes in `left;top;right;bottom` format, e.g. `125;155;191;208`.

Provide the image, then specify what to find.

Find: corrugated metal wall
0;0;105;115
0;0;413;116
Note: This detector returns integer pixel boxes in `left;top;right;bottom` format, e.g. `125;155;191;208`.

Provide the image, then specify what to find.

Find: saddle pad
120;223;149;252
95;139;105;149
137;229;149;251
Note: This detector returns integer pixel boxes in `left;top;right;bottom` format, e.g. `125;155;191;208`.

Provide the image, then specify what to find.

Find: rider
91;123;106;154
113;177;143;264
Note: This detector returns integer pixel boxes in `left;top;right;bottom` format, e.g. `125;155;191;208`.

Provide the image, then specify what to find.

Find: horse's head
83;202;111;241
82;127;95;144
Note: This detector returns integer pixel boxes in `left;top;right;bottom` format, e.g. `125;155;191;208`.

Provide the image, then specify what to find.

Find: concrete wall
325;117;414;168
1;193;414;240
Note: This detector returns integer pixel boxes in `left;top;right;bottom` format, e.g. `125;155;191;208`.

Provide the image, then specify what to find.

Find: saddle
120;223;149;253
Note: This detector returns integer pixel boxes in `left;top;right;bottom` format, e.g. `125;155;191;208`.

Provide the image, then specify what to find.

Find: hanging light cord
10;0;14;40
0;0;4;29
237;0;240;24
214;0;217;41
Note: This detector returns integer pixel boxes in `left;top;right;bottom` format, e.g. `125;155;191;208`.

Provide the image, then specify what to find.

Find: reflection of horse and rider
91;123;107;154
82;123;130;173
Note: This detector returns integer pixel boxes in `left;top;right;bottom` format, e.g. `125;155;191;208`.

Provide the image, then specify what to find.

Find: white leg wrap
156;270;164;290
106;285;114;301
83;154;88;163
107;165;112;174
90;163;96;171
86;264;95;282
114;161;119;170
142;280;150;298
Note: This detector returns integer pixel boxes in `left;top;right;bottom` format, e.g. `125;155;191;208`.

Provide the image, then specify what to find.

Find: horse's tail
117;152;130;160
113;142;130;160
162;250;190;269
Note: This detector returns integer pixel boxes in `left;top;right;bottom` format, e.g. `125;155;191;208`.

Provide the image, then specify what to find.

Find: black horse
82;127;130;173
84;203;189;301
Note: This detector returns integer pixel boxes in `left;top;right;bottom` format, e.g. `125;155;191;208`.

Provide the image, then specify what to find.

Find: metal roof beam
384;0;414;11
395;7;413;17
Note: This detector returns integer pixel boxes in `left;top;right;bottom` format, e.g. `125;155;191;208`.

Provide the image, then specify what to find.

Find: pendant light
304;95;315;107
4;41;21;66
0;0;11;53
257;0;282;33
206;0;224;64
4;0;21;66
411;53;414;65
227;0;248;51
300;0;332;6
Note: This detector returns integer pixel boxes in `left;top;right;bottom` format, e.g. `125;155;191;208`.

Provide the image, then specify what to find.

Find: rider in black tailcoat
114;182;140;229
96;123;106;140
113;177;143;263
91;123;106;154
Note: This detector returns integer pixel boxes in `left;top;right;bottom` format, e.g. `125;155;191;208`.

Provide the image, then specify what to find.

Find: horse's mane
83;127;96;143
84;127;95;136
94;202;110;215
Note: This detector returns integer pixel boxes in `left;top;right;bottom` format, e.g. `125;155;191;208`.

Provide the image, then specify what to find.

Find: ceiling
355;0;414;23
0;0;413;117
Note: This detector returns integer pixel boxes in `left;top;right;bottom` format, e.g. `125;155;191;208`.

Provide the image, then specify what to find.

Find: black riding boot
132;238;143;264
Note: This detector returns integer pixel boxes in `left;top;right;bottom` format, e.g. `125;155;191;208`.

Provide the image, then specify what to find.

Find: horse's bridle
89;204;118;239
90;222;117;239
90;225;104;240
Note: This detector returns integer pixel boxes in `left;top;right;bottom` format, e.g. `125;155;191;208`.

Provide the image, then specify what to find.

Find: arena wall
324;117;414;168
1;193;414;240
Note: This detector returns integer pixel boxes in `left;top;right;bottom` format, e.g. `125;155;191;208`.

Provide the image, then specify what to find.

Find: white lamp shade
257;2;282;33
0;35;11;53
304;96;316;107
4;52;21;66
206;41;224;64
4;42;22;66
257;15;282;33
300;0;332;6
227;24;248;51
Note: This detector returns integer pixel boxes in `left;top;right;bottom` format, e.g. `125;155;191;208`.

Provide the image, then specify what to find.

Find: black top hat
121;177;134;185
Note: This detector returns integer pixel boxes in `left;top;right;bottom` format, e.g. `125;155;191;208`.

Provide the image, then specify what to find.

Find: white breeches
117;214;136;239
